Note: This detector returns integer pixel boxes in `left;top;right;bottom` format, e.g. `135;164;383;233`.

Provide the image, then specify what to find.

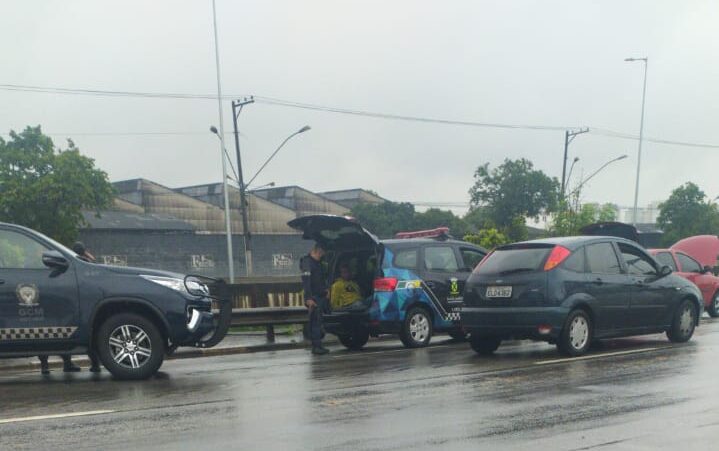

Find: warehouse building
78;179;348;280
320;188;387;209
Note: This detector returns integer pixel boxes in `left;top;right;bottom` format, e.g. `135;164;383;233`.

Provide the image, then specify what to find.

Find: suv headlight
141;275;189;294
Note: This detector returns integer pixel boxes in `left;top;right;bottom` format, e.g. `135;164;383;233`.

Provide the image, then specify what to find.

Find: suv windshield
476;245;553;275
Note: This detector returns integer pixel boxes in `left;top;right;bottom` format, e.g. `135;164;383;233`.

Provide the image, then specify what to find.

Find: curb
0;341;311;373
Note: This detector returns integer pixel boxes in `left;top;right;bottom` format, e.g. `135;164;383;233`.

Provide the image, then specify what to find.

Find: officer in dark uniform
301;244;330;355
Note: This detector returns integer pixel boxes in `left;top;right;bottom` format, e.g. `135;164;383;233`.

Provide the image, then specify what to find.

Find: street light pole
561;128;589;197
565;157;580;191
231;97;255;276
626;57;648;226
210;0;234;282
569;155;629;197
245;125;312;189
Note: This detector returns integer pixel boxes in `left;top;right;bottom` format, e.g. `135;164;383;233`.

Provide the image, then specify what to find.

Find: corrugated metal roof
176;183;298;234
81;210;194;231
253;185;349;217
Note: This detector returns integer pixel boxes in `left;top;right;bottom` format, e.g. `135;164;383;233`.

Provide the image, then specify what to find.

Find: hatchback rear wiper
498;267;536;276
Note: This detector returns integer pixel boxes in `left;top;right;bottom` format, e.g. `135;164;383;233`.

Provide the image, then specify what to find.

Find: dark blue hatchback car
461;236;703;356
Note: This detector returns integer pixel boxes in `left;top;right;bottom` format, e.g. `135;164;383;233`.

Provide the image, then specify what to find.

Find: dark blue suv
289;215;487;349
0;222;231;379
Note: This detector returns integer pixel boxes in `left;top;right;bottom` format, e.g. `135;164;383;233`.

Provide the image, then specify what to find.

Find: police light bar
394;227;450;239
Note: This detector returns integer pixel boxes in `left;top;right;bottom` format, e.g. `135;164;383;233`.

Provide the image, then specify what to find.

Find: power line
2;83;719;149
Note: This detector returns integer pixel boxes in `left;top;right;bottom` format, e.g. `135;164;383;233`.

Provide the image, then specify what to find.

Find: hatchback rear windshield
475;245;553;275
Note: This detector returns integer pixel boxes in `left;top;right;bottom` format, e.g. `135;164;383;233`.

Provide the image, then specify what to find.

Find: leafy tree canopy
463;228;509;250
0;126;115;244
468;158;559;240
350;202;470;239
550;201;617;236
657;182;719;246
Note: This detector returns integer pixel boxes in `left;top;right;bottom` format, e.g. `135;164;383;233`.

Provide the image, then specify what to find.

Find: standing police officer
301;244;330;355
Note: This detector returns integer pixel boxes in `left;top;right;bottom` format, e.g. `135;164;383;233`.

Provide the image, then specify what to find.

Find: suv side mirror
658;265;673;278
702;265;713;274
42;250;69;270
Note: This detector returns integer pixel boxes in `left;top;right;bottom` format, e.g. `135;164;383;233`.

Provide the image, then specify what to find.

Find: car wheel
707;292;719;318
557;309;592;357
97;313;164;380
667;300;697;343
338;327;370;350
399;307;433;348
448;329;469;341
469;335;501;355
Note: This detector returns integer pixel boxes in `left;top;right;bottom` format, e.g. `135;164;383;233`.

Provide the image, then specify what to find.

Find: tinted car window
655;252;677;271
0;230;50;269
585;242;621;275
424;246;459;272
618;243;656;276
460;248;485;270
676;253;702;273
475;246;552;275
562;247;585;273
394;248;418;269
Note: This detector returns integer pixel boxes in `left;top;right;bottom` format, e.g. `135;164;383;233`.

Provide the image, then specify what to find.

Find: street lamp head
210;125;219;135
617;154;628;160
625;57;647;62
573;157;580;162
298;125;311;134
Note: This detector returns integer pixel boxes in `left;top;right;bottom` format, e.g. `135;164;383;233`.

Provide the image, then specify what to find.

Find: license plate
486;286;512;298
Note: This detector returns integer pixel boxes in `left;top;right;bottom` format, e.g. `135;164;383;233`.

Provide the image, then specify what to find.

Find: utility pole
625;57;648;226
561;128;589;197
210;0;234;282
232;96;255;276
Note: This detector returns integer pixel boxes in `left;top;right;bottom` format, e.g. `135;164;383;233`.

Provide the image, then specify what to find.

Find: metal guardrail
229;307;308;342
211;279;308;343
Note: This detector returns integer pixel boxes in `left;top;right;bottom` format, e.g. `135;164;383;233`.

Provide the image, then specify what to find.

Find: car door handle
0;279;4;285
592;278;604;285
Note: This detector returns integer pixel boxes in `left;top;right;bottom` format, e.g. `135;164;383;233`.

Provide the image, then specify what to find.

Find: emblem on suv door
16;284;39;306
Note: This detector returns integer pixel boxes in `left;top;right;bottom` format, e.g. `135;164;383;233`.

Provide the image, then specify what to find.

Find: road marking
0;410;115;425
534;347;664;365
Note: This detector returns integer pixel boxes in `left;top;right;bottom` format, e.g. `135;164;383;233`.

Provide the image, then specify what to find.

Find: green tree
350;202;417;238
550;201;618;236
463;228;508;249
414;208;470;238
469;158;559;240
0;126;115;244
657;182;719;246
462;207;488;232
350;202;470;239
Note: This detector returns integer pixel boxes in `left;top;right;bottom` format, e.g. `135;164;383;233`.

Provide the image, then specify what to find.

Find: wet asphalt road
1;319;719;451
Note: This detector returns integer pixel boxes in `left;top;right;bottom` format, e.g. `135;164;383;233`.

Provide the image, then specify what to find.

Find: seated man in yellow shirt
330;263;363;309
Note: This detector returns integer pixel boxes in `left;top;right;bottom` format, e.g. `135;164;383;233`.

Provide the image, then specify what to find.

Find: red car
650;248;719;317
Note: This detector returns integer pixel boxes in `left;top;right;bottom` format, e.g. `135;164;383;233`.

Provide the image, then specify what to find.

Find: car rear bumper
322;310;370;336
460;306;569;340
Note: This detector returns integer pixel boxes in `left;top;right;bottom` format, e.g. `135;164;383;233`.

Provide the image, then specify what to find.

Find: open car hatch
580;222;640;243
287;215;379;251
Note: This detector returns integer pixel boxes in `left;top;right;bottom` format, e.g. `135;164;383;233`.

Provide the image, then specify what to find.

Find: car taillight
373;277;398;292
543;245;571;271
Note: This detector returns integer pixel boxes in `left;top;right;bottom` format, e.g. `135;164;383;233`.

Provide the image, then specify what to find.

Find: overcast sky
2;0;718;215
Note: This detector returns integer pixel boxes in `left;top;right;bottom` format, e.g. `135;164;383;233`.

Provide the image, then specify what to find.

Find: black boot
89;353;101;373
311;346;330;355
39;356;50;375
62;355;81;373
